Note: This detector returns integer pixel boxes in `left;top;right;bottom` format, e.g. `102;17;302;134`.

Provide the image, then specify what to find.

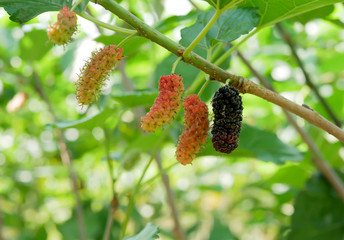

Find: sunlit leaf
123;223;159;240
112;90;158;108
240;0;342;28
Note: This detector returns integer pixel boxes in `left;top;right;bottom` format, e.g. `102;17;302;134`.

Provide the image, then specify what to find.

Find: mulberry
211;85;243;154
141;74;184;132
176;94;209;165
76;45;124;105
47;6;77;45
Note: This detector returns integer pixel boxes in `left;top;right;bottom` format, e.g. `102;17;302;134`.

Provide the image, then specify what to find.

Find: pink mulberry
76;45;124;105
47;6;77;45
176;94;209;165
141;74;184;132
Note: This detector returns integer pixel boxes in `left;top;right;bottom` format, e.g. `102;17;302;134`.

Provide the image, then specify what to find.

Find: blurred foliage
0;0;344;240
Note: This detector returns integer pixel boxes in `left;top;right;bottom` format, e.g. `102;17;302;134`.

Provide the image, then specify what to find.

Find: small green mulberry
47;6;77;45
76;45;124;105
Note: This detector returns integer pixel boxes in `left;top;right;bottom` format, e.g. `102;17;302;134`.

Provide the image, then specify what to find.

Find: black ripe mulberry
211;85;243;154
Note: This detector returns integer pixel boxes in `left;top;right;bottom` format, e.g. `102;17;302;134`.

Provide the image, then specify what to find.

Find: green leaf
286;172;344;240
239;124;304;164
123;222;159;240
46;106;118;129
0;0;89;24
19;29;51;61
268;165;310;188
180;8;259;49
291;5;334;24
111;90;158;108
240;0;342;28
202;0;234;9
209;217;238;240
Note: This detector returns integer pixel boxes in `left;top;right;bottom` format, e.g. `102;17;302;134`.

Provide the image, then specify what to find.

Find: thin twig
102;129;117;240
237;51;344;203
32;72;87;240
155;154;186;240
276;23;342;128
97;0;344;142
0;207;3;240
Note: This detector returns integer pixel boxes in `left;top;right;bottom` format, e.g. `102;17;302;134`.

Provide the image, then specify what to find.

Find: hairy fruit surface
47;6;77;45
211;85;243;154
176;94;209;165
76;45;124;105
141;74;184;132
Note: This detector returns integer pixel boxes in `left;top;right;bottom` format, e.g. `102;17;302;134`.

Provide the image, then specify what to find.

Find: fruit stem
171;57;182;74
78;12;137;35
197;75;210;97
120;127;170;239
71;0;86;12
183;10;222;59
117;32;139;48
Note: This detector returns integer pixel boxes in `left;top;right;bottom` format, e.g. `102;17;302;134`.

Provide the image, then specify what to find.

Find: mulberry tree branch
95;0;344;143
276;23;342;128
237;51;344;204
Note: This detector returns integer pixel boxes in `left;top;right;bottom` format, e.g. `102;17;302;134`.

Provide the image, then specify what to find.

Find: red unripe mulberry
176;94;209;165
47;6;77;45
76;45;124;105
141;74;184;132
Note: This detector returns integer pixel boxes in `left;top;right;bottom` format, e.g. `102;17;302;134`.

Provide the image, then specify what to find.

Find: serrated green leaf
112;90;158;108
123;222;159;240
46;106;118;129
286;172;344;240
0;0;89;24
239;0;342;28
180;8;259;49
239;124;304;164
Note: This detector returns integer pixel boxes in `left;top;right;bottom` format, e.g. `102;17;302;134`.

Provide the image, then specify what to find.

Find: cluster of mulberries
176;94;209;165
47;6;77;45
211;85;243;154
141;74;184;132
76;45;124;105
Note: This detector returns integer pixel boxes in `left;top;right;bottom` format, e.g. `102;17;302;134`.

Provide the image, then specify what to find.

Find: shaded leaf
202;0;235;9
123;222;159;240
286;172;344;240
112;90;158;108
239;124;304;164
0;0;89;24
180;8;259;49
209;217;238;240
46;106;118;129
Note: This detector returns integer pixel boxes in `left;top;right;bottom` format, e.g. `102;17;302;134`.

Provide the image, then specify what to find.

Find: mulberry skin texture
176;94;209;165
76;45;124;105
47;6;77;45
211;85;243;154
141;74;184;132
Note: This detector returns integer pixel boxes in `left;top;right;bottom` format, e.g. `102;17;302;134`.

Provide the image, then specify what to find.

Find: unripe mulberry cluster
176;94;209;165
47;6;77;45
76;45;124;105
141;74;184;132
211;85;243;154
